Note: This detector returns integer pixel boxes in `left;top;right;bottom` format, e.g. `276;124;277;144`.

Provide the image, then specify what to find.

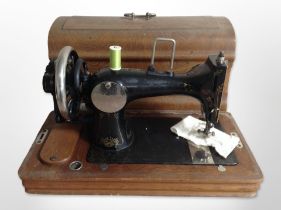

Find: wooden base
18;111;263;197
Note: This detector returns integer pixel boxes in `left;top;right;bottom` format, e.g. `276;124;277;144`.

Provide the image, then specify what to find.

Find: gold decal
100;137;119;147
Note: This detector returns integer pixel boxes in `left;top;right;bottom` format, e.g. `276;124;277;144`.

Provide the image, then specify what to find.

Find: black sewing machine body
43;45;236;165
85;54;226;150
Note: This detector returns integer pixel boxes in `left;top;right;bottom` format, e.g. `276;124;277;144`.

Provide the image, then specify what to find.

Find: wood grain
39;124;81;165
18;111;263;197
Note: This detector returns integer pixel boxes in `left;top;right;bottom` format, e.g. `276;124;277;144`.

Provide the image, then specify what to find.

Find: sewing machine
19;15;262;196
42;39;238;166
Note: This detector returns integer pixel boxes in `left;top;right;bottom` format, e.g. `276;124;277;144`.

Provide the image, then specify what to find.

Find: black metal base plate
87;117;238;165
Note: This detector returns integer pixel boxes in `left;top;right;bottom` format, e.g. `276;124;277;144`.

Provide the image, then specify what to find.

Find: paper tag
170;116;240;158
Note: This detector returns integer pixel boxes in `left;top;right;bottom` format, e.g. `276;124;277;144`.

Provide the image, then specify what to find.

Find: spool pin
109;46;122;71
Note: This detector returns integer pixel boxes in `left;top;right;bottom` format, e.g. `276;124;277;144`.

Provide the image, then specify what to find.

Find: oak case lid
48;15;236;111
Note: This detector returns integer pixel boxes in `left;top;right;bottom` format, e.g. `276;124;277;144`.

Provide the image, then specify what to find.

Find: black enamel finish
86;117;237;165
43;53;228;154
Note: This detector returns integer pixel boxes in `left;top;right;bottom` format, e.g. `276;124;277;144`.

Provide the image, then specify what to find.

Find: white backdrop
0;0;280;209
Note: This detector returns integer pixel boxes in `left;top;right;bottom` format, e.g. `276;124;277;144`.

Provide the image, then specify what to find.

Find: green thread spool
109;46;122;71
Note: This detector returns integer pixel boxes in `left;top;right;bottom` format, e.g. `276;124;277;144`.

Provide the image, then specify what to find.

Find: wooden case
19;111;262;196
19;15;262;196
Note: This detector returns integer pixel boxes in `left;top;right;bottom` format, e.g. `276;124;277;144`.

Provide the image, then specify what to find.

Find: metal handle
124;12;156;20
151;38;176;71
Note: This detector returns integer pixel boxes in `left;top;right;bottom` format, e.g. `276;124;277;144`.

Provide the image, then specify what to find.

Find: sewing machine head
43;38;227;154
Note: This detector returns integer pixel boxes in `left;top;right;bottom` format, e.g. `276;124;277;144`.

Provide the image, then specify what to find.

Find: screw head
216;51;225;65
218;165;226;172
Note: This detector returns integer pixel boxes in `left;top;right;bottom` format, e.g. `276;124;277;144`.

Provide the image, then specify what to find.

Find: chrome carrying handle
124;12;156;20
151;38;176;71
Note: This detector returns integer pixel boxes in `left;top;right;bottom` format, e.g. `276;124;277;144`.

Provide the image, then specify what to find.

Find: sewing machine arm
83;52;227;135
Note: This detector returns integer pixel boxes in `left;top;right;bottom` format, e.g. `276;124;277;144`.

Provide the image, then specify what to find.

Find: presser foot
197;122;215;136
